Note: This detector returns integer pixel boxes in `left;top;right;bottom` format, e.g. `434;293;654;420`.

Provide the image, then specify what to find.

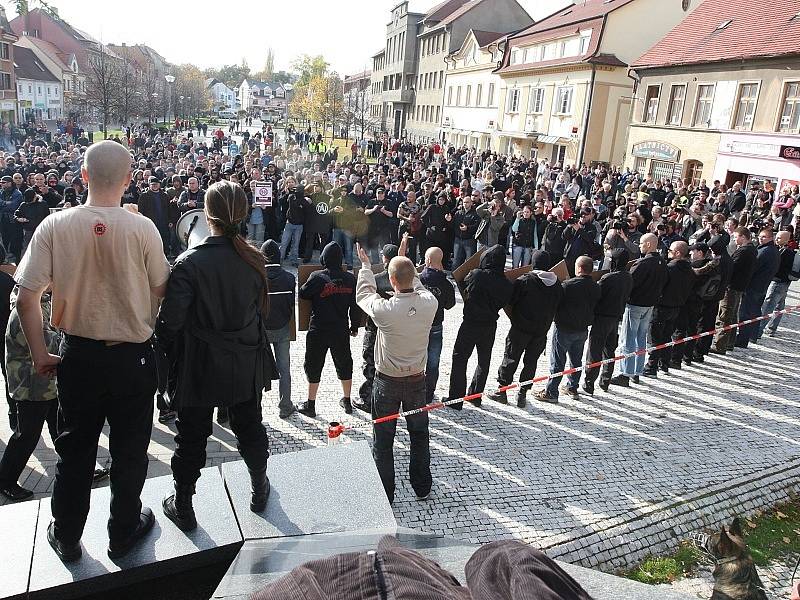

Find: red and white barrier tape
327;303;800;439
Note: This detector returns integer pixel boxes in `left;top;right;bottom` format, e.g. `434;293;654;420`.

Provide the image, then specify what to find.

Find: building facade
238;80;289;119
493;0;701;167
369;49;386;131
0;8;17;125
14;45;62;121
407;0;532;144
440;29;505;150
343;70;374;139
16;35;85;119
206;78;238;112
628;0;800;192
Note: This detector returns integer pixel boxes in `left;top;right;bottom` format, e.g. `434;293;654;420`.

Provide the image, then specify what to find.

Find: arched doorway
685;160;704;186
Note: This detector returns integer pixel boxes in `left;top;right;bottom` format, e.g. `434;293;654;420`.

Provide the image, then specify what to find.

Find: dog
693;517;768;600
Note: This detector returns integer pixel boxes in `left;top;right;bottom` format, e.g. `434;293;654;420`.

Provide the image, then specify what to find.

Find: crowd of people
0;118;797;562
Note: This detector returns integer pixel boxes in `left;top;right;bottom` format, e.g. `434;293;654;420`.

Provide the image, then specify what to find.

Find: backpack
697;269;723;301
789;249;800;282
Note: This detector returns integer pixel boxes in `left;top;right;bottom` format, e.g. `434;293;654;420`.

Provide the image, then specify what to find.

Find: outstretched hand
355;242;371;266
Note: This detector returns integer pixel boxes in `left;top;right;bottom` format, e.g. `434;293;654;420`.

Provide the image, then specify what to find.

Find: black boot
296;400;316;417
516;387;527;408
487;390;507;404
163;482;197;531
249;468;270;512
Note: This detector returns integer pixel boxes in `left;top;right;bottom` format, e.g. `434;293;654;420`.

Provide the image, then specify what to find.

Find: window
0;72;11;90
487;82;495;107
510;48;520;64
693;84;715;126
555;86;573;114
506;88;520;113
435;106;440;123
778;82;800;133
476;84;482;106
686;160;703;186
644;85;660;123
579;34;591;54
528;87;544;113
634;157;647;173
47;86;51;95
37;86;42;94
667;85;686;125
439;70;443;88
435;35;440;53
650;160;675;181
733;82;759;130
456;86;462;106
465;85;472;106
0;43;8;60
447;86;453;105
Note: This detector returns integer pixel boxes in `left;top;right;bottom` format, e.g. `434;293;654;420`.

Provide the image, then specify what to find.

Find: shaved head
425;246;443;269
388;256;416;290
640;233;658;254
575;256;593;275
671;241;688;258
83;141;132;192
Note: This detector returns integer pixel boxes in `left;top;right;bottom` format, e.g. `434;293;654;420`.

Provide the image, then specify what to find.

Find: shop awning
496;130;536;139
537;135;561;144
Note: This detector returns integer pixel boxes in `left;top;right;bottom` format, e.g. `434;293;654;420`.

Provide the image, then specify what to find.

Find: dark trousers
496;327;547;389
695;299;719;356
646;305;680;368
0;399;57;486
52;336;156;544
1;354;14;420
736;289;767;346
303;231;329;261
712;289;742;352
171;399;268;485
372;373;430;504
674;301;701;361
583;316;619;386
448;321;497;408
1;220;22;261
358;327;377;404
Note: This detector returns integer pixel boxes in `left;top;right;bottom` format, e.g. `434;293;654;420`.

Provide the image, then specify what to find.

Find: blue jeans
618;304;654;377
512;246;532;268
331;228;354;267
247;222;265;246
452;238;476;271
425;326;443;403
266;324;291;414
758;281;790;335
280;223;303;263
545;327;588;396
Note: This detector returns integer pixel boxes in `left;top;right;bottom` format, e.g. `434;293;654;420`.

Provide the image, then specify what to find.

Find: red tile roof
472;29;505;48
634;0;800;68
517;0;636;36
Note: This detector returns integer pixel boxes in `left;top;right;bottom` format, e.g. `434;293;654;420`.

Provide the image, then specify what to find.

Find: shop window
650;160;674;182
667;85;686;126
686;160;703;186
644;85;660;123
693;84;715;126
634;157;647;173
733;82;759;130
778;81;800;133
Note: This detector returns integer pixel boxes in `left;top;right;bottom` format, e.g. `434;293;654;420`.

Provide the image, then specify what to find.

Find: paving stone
0;498;39;600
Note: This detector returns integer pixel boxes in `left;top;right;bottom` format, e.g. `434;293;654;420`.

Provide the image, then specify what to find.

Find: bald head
671;240;689;259
776;230;790;247
640;233;658;254
83;141;132;194
425;247;443;269
575;256;593;275
388;256;417;290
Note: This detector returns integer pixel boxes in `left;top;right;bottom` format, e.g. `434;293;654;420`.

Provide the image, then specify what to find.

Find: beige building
406;0;532;144
627;0;800;192
493;0;701;167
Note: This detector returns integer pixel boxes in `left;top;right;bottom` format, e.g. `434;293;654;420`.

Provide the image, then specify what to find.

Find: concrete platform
28;466;242;600
0;499;39;600
213;527;693;600
222;441;396;541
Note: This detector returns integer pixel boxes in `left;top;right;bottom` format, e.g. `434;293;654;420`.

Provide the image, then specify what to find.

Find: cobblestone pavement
2;253;799;598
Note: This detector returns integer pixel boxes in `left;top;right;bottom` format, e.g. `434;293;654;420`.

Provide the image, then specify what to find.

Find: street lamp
165;74;175;124
179;95;184;120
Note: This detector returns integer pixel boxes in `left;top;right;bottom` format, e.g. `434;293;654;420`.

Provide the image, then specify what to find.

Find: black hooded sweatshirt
463;245;513;324
299;242;362;332
420;266;456;327
509;250;563;336
261;240;296;330
595;249;634;319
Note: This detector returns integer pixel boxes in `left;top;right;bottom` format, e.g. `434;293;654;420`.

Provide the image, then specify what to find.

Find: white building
206;78;238;112
14;45;62;121
441;29;505;150
237;79;288;117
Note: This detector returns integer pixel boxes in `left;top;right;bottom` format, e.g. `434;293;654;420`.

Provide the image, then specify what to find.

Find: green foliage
625;544;702;585
741;501;800;566
291;54;329;87
204;64;251;89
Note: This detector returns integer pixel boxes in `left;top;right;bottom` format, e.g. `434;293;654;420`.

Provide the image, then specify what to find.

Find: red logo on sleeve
93;222;107;236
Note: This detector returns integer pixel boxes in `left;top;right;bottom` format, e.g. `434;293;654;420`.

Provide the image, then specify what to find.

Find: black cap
148;176;160;184
690;242;709;254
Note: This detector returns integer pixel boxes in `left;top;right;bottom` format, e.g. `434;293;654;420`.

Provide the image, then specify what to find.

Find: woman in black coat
155;180;277;532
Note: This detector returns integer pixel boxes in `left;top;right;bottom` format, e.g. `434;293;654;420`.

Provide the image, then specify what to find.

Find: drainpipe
577;64;596;167
623;67;641;169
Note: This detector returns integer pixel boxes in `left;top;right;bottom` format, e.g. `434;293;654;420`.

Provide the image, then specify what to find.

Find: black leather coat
155;236;277;408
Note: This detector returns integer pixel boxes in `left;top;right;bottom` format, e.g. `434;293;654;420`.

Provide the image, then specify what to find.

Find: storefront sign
0;100;15;111
729;140;779;157
632;140;680;162
780;145;800;160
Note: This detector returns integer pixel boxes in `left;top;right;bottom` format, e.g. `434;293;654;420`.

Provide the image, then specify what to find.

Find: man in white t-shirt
15;140;170;562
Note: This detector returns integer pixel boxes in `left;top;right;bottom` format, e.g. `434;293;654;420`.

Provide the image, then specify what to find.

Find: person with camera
451;193;480;270
543;207;567;258
562;207;600;276
476;192;512;251
365;187;395;263
604;213;642;259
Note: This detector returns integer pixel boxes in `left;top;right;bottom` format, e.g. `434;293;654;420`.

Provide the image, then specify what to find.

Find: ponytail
205;181;270;318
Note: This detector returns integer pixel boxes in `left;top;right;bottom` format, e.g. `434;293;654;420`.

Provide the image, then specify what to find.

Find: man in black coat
488;250;562;407
711;227;757;354
297;242;362;417
643;241;695;376
735;227;780;348
582;249;633;394
448;245;513;410
693;235;732;361
537;256;600;402
420;246;456;405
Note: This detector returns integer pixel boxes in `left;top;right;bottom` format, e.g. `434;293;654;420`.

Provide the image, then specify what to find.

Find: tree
141;64;163;124
85;45;120;137
174;63;211;119
272;70;294;85
290;72;343;141
204;63;250;89
291;54;329;87
111;46;138;126
253;48;274;82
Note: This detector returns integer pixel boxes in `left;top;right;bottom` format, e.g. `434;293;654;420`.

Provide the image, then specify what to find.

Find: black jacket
420;267;456;327
595;270;633;319
747;241;780;296
155;237;277;409
463;245;513;324
543;220;567;258
555;275;600;332
729;243;757;292
452;206;481;240
299;242;362;332
509;270;563;336
262;240;296;330
284;189;308;225
774;246;796;284
628;252;668;307
658;258;696;308
15;200;50;231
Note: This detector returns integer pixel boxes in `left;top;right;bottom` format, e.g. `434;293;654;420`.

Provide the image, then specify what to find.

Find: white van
218;109;237;120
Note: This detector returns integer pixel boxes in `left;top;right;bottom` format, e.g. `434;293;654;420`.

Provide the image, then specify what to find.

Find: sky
11;0;572;76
